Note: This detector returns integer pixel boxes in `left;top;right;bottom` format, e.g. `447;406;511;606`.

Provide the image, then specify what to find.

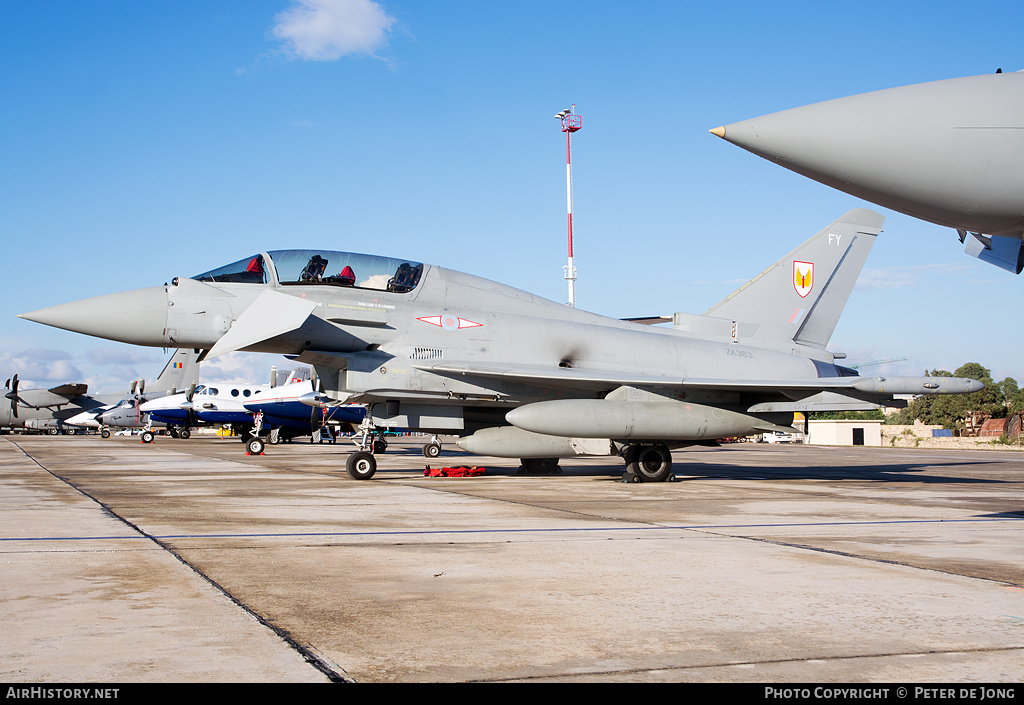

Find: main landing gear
422;435;442;458
517;457;561;474
621;443;676;483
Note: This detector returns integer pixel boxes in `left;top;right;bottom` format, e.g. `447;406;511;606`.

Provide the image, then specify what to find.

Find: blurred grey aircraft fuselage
711;71;1024;273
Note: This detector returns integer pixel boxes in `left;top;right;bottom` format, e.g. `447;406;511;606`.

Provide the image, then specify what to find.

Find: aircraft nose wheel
245;437;265;456
346;451;377;480
422;442;441;458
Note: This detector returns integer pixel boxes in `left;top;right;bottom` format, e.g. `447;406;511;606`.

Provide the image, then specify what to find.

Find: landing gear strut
244;412;266;455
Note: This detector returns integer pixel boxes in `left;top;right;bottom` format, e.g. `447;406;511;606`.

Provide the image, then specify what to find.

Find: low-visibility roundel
417;315;483;330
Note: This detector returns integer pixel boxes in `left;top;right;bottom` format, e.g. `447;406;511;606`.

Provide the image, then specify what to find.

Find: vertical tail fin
701;209;883;349
149;349;201;393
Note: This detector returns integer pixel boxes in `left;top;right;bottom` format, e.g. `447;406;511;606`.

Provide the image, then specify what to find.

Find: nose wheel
246;437;266;456
346;451;377;480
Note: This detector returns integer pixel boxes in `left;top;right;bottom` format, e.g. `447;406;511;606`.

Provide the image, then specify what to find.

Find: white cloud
0;349;83;388
272;0;396;61
199;352;302;386
84;347;157;366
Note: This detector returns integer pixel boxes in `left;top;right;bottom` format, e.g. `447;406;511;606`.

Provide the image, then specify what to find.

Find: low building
807;419;883;446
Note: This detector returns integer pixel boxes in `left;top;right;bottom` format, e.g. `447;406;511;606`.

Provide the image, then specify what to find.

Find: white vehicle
762;432;796;444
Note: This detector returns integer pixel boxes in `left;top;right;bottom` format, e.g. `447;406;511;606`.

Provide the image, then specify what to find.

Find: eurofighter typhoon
19;209;981;480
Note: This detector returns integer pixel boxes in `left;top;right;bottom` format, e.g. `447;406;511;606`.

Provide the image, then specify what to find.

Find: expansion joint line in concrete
705;530;1024;590
424;474;1024;591
3;437;355;684
469;645;1024;683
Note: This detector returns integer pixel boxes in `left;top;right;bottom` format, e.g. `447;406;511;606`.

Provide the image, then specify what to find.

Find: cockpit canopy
193;250;424;293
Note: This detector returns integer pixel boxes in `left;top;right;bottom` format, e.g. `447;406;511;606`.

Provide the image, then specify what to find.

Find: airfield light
556;105;582;306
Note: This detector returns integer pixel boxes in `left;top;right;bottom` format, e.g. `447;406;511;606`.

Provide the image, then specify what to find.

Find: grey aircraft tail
698;208;883;351
147;349;201;394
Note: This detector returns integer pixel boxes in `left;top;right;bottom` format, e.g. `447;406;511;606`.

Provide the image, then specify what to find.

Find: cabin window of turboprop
193;254;268;284
266;250;423;293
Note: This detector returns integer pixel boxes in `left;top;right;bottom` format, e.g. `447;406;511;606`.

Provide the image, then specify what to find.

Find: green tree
889;363;1006;429
811;409;884;421
813;362;1020;429
999;377;1024;414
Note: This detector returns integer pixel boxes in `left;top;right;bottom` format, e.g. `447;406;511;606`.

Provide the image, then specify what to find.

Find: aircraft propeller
4;375;20;418
183;382;199;430
310;376;322;438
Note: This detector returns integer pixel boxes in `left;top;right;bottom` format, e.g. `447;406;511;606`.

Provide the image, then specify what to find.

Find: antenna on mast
555;105;582;306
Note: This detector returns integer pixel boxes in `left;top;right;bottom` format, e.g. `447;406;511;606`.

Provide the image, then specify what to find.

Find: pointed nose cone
19;286;168;347
710;73;1024;236
711;96;948;225
710;99;874;180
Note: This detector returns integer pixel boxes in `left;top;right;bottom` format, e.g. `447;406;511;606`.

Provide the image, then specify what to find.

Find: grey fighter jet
711;71;1024;273
19;210;981;480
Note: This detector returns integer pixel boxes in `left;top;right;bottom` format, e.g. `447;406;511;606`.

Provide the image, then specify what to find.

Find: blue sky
2;0;1023;393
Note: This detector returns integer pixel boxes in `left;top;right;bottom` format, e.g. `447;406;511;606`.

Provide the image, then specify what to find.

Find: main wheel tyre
521;457;560;474
180;429;191;439
627;444;672;482
100;429;110;439
246;437;265;456
346;451;377;480
373;439;388;454
422;443;441;458
141;430;155;444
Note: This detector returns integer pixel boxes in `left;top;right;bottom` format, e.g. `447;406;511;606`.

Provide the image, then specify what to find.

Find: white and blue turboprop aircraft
137;368;356;448
240;376;366;451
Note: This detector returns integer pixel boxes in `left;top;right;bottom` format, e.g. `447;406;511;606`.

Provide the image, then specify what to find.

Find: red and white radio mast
555;105;582;307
